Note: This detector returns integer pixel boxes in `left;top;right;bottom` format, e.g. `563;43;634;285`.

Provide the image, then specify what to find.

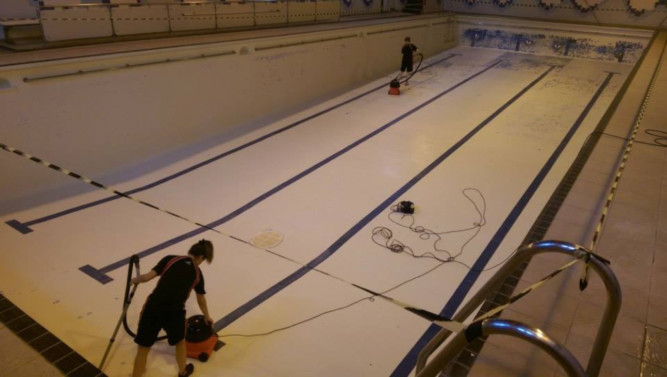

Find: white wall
0;16;455;215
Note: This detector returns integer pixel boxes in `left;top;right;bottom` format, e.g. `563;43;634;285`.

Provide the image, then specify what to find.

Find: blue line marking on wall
79;58;499;284
6;54;459;235
390;71;615;377
461;27;645;63
212;64;556;332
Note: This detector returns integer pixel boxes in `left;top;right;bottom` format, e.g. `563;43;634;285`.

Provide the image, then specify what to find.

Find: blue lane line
389;71;616;377
6;54;459;235
80;59;494;281
79;57;497;284
212;64;557;332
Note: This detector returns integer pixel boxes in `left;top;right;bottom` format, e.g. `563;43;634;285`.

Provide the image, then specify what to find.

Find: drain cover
250;230;284;249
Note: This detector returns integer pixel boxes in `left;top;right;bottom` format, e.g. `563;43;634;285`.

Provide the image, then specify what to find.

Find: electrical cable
221;258;457;339
643;129;667;146
2;130;520;342
220;296;371;338
103;186;491;341
590;129;667;147
1;125;519;340
378;188;520;273
376;188;487;262
219;188;519;338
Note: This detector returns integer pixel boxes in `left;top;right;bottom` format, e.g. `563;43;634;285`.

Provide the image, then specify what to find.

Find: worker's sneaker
178;363;194;377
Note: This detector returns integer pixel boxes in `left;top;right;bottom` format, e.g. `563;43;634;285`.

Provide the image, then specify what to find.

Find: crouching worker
131;240;214;377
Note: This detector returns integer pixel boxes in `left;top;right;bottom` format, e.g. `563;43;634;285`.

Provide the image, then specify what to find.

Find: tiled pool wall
458;21;649;63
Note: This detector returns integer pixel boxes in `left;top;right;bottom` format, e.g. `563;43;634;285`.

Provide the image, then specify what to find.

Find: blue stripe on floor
213;64;556;332
389;71;615;377
80;59;500;284
8;54;459;234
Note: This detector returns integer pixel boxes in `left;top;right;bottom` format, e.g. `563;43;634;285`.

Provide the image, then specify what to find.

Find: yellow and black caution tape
581;37;666;288
0;141;607;337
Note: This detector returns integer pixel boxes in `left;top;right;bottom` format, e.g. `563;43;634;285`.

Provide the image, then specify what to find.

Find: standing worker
131;240;215;377
399;36;419;84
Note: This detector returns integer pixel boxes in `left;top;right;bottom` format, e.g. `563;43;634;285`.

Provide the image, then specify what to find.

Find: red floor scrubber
185;315;225;362
388;79;401;95
388;52;423;96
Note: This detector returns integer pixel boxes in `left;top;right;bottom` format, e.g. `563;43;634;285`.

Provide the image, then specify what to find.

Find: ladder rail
416;318;587;377
415;240;622;377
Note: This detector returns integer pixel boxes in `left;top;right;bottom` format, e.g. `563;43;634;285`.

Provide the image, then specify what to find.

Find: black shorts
401;58;413;72
134;304;186;347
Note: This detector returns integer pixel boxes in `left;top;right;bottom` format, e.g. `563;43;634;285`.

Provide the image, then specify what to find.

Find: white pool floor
0;46;636;376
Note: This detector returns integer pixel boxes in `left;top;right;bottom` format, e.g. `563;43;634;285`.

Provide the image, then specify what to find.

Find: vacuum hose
121;255;140;337
396;52;424;84
122;255;167;341
99;255;142;370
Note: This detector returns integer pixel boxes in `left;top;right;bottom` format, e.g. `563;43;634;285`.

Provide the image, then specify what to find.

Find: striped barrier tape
0;142;229;238
0;142;307;267
581;36;666;289
0;140;375;282
354;254;598;335
1;140;602;335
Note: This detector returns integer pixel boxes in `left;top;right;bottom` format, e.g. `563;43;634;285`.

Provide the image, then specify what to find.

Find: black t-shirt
402;43;417;63
147;255;205;309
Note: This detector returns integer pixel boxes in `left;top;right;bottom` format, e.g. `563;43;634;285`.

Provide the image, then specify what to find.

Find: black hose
395;52;424;84
122;255;167;341
99;254;141;369
122;255;140;337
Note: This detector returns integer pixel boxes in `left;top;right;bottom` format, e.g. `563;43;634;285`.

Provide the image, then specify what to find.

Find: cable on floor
592;128;667;147
220;188;519;338
375;188;487;262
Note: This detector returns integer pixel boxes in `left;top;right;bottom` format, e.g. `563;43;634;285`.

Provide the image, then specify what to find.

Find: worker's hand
204;315;214;327
131;277;140;285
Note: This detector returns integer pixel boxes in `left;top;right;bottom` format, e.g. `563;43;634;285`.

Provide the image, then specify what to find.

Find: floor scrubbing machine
388;79;401;95
185;315;225;362
388;52;423;95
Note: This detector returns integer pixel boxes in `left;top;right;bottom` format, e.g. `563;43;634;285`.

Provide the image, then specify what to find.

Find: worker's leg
175;340;187;373
175;340;194;376
132;346;150;377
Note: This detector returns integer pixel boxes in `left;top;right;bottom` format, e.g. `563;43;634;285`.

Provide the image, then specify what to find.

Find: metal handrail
415;240;622;377
417;318;586;377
